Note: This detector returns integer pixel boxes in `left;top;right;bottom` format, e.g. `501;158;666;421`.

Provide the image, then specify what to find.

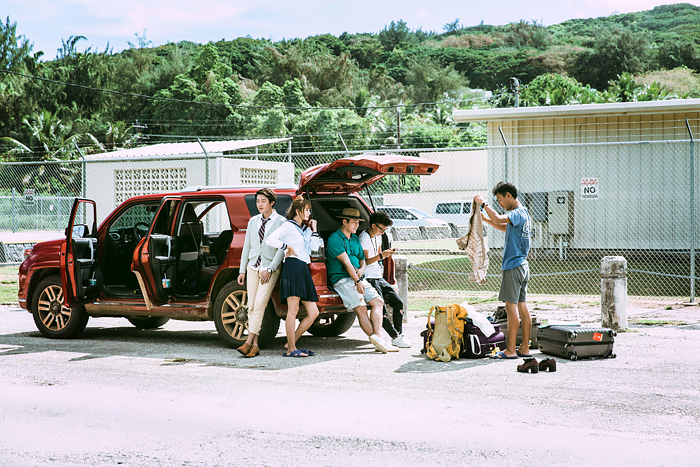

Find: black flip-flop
517;350;533;358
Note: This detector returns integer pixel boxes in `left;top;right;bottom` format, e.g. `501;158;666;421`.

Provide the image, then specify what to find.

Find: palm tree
0;110;103;194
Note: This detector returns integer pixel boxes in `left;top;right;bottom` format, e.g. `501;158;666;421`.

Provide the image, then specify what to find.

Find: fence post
394;255;409;322
686;118;696;304
12;187;16;233
601;256;628;330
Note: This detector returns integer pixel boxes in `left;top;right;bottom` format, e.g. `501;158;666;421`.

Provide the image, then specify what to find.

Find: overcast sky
5;0;700;59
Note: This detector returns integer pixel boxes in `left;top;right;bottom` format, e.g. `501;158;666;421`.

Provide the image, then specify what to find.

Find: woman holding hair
266;197;320;357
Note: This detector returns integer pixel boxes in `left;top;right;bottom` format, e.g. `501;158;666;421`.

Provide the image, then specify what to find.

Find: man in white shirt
236;188;285;357
358;211;412;348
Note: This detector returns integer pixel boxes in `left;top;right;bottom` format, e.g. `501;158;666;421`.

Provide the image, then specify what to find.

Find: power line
0;69;488;112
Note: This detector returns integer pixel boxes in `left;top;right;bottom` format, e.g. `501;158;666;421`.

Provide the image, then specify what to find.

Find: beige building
453;99;700;251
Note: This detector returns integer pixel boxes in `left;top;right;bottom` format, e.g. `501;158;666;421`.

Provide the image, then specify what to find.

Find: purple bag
460;322;505;359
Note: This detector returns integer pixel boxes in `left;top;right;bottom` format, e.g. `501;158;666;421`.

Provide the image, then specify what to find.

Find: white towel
460;302;496;337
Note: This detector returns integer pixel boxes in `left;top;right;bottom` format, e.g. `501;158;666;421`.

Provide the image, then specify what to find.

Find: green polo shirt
327;228;365;285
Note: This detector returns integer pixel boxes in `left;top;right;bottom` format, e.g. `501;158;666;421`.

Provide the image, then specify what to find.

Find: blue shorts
499;263;529;304
333;277;381;312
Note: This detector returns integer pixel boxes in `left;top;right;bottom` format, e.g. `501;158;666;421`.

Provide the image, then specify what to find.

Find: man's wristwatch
267;267;273;273
481;202;488;209
354;279;361;285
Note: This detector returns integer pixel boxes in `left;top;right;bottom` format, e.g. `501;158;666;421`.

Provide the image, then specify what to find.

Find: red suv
17;154;438;348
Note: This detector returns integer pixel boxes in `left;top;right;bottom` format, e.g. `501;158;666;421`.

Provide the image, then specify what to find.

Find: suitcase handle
470;335;481;355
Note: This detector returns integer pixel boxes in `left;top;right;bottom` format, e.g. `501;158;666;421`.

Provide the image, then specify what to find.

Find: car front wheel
31;275;89;339
213;282;280;349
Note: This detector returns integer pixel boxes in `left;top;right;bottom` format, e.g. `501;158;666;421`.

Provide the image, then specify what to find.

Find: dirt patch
410;292;700;327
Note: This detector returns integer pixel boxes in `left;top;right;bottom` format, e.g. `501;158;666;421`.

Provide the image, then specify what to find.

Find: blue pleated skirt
279;257;318;303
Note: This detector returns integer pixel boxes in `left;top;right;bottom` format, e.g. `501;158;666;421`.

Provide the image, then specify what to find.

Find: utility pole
510;77;520;108
396;107;401;150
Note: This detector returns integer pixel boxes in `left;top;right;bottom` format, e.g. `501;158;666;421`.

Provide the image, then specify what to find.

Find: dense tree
573;25;652;89
2;4;700;156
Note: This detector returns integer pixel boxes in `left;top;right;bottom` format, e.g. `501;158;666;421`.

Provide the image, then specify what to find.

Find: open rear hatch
298;154;440;195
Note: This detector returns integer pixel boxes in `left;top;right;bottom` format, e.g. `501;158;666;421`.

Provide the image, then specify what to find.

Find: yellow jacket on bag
424;304;469;362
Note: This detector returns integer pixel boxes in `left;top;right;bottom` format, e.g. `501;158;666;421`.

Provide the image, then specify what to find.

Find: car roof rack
182;183;298;192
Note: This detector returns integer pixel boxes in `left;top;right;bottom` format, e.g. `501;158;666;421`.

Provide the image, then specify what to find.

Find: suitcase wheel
570;354;578;361
567;332;577;339
610;353;616;359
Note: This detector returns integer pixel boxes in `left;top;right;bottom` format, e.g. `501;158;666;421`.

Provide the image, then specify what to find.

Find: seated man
358;211;412;348
326;208;397;353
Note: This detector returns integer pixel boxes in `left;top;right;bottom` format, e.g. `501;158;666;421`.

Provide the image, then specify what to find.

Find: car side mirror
70;224;88;238
407;214;416;220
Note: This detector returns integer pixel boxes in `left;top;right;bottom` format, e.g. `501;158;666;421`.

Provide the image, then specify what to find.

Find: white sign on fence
581;178;599;200
23;189;35;205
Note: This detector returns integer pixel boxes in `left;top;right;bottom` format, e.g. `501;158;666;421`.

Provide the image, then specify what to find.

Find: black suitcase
537;325;616;360
493;306;540;349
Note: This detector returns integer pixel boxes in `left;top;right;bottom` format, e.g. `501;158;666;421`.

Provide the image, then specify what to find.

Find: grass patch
631;319;688;326
409;293;498;314
0;284;19;305
408;256;694;297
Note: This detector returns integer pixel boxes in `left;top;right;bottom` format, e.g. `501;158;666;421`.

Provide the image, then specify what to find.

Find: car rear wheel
126;316;170;329
307;312;356;337
31;275;89;339
213;282;280;349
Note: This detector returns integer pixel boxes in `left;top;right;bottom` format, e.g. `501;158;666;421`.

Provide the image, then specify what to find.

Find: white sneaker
385;340;399;352
392;334;413;348
369;334;388;353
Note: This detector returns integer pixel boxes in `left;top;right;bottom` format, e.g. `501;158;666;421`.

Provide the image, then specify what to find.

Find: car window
178;199;231;236
244;194;293;217
201;201;232;234
409;208;430;219
437;203;460;215
462;202;472;214
384;208;407;220
152;199;179;235
109;203;159;232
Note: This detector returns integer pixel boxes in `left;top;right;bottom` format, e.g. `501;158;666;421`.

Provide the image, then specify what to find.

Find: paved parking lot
1;302;699;466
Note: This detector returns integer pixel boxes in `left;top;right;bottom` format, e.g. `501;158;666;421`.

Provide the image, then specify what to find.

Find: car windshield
407;208;431;219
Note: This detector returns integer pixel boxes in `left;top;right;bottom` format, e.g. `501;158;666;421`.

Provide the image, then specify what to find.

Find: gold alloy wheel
36;284;72;332
219;288;249;340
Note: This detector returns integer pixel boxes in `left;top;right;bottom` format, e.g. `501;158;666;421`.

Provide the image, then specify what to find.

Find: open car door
298;153;440;195
60;198;99;307
131;197;181;310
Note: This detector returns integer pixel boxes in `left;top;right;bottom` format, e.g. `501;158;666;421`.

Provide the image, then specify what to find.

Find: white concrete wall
87;156;295;224
420;150;487;192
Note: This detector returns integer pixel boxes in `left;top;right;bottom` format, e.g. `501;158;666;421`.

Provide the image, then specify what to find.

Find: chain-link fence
2;140;698;305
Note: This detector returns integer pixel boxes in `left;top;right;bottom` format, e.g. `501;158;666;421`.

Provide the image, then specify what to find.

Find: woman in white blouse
266;197;320;357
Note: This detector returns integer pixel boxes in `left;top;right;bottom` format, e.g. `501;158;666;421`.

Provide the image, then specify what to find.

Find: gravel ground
1;299;699;466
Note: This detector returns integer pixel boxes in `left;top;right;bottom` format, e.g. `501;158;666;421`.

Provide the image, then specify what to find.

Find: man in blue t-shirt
475;182;532;360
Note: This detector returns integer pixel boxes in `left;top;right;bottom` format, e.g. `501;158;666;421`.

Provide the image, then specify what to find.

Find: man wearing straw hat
326;207;398;353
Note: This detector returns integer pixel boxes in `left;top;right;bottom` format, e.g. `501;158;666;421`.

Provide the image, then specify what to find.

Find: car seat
199;229;233;283
178;204;203;253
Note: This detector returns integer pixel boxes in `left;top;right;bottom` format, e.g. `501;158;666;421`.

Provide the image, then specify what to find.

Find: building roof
85;137;291;161
453;98;700;123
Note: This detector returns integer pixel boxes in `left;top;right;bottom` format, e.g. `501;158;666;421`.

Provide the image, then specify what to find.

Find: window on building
114;168;187;205
240;167;278;185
